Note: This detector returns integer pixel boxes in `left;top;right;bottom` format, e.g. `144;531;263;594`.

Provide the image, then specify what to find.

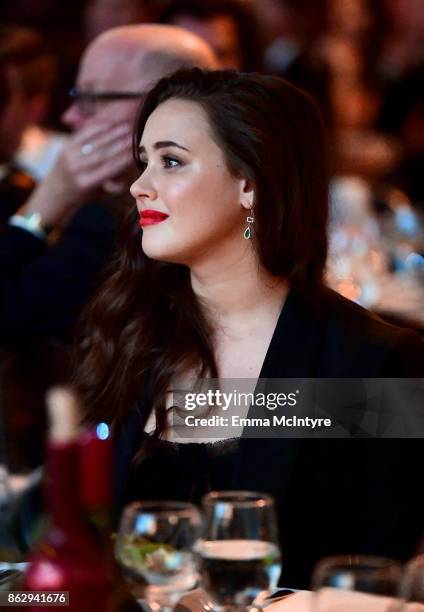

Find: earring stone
244;215;254;240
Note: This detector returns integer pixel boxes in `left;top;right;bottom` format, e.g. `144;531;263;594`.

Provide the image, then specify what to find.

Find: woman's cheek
164;177;197;211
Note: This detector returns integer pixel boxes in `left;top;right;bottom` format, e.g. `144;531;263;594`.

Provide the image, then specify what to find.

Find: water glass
115;500;202;610
198;490;282;611
312;555;403;611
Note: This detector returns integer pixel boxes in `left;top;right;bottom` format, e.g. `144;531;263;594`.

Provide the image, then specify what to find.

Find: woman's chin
141;239;184;264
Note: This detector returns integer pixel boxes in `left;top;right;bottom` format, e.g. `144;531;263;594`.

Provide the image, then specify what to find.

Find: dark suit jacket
0;201;117;343
114;286;424;589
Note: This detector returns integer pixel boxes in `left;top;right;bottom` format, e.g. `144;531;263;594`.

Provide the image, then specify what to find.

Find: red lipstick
139;209;169;227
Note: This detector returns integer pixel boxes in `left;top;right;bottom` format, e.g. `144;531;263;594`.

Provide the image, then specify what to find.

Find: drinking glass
198;490;282;611
312;555;403;611
115;500;202;611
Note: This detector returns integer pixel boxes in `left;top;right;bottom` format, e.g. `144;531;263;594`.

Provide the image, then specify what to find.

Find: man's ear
239;177;254;211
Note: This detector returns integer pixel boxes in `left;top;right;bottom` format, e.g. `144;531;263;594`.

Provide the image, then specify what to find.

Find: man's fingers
72;119;132;145
75;122;132;154
71;134;133;173
76;153;133;192
65;130;133;187
91;136;133;165
52;120;134;196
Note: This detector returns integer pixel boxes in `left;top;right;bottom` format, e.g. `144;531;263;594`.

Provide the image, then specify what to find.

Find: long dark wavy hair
74;68;329;445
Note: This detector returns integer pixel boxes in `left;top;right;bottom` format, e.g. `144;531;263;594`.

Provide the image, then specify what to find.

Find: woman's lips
139;210;169;227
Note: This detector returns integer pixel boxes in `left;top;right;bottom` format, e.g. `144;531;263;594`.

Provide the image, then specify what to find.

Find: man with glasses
0;24;216;345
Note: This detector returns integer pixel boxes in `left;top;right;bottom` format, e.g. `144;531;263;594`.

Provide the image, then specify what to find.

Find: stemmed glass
197;490;282;611
311;555;404;611
115;500;202;611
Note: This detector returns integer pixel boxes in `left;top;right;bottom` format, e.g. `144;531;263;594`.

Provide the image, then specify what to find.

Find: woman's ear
239;178;254;211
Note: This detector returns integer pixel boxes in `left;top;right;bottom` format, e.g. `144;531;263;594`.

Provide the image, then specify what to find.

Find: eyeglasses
68;87;145;117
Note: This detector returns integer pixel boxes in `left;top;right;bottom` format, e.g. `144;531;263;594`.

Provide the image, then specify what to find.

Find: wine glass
311;555;403;611
115;500;203;611
197;490;282;611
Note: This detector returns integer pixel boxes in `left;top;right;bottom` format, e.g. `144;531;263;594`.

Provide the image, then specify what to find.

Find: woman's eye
162;155;180;169
138;159;148;172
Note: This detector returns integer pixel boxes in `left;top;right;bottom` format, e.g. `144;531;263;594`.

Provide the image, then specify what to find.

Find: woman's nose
130;172;157;202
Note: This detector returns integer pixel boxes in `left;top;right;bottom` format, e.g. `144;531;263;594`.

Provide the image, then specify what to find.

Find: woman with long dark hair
75;68;423;588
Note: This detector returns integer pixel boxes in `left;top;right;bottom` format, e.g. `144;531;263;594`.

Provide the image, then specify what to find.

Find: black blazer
114;286;424;589
0;201;117;343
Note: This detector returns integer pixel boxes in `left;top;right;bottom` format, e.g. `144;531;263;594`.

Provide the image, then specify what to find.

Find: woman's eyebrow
139;141;190;154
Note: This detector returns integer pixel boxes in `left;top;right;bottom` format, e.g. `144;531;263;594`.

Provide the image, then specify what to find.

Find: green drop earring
243;213;254;240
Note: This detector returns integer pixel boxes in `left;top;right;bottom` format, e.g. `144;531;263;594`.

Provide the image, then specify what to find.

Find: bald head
85;24;217;90
63;24;217;134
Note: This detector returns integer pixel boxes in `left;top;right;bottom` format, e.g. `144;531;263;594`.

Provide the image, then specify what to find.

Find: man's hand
18;118;133;229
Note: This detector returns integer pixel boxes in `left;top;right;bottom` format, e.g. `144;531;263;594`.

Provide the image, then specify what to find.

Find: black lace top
123;433;240;505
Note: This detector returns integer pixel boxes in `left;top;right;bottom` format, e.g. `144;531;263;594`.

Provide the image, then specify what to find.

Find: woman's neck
190;251;288;328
